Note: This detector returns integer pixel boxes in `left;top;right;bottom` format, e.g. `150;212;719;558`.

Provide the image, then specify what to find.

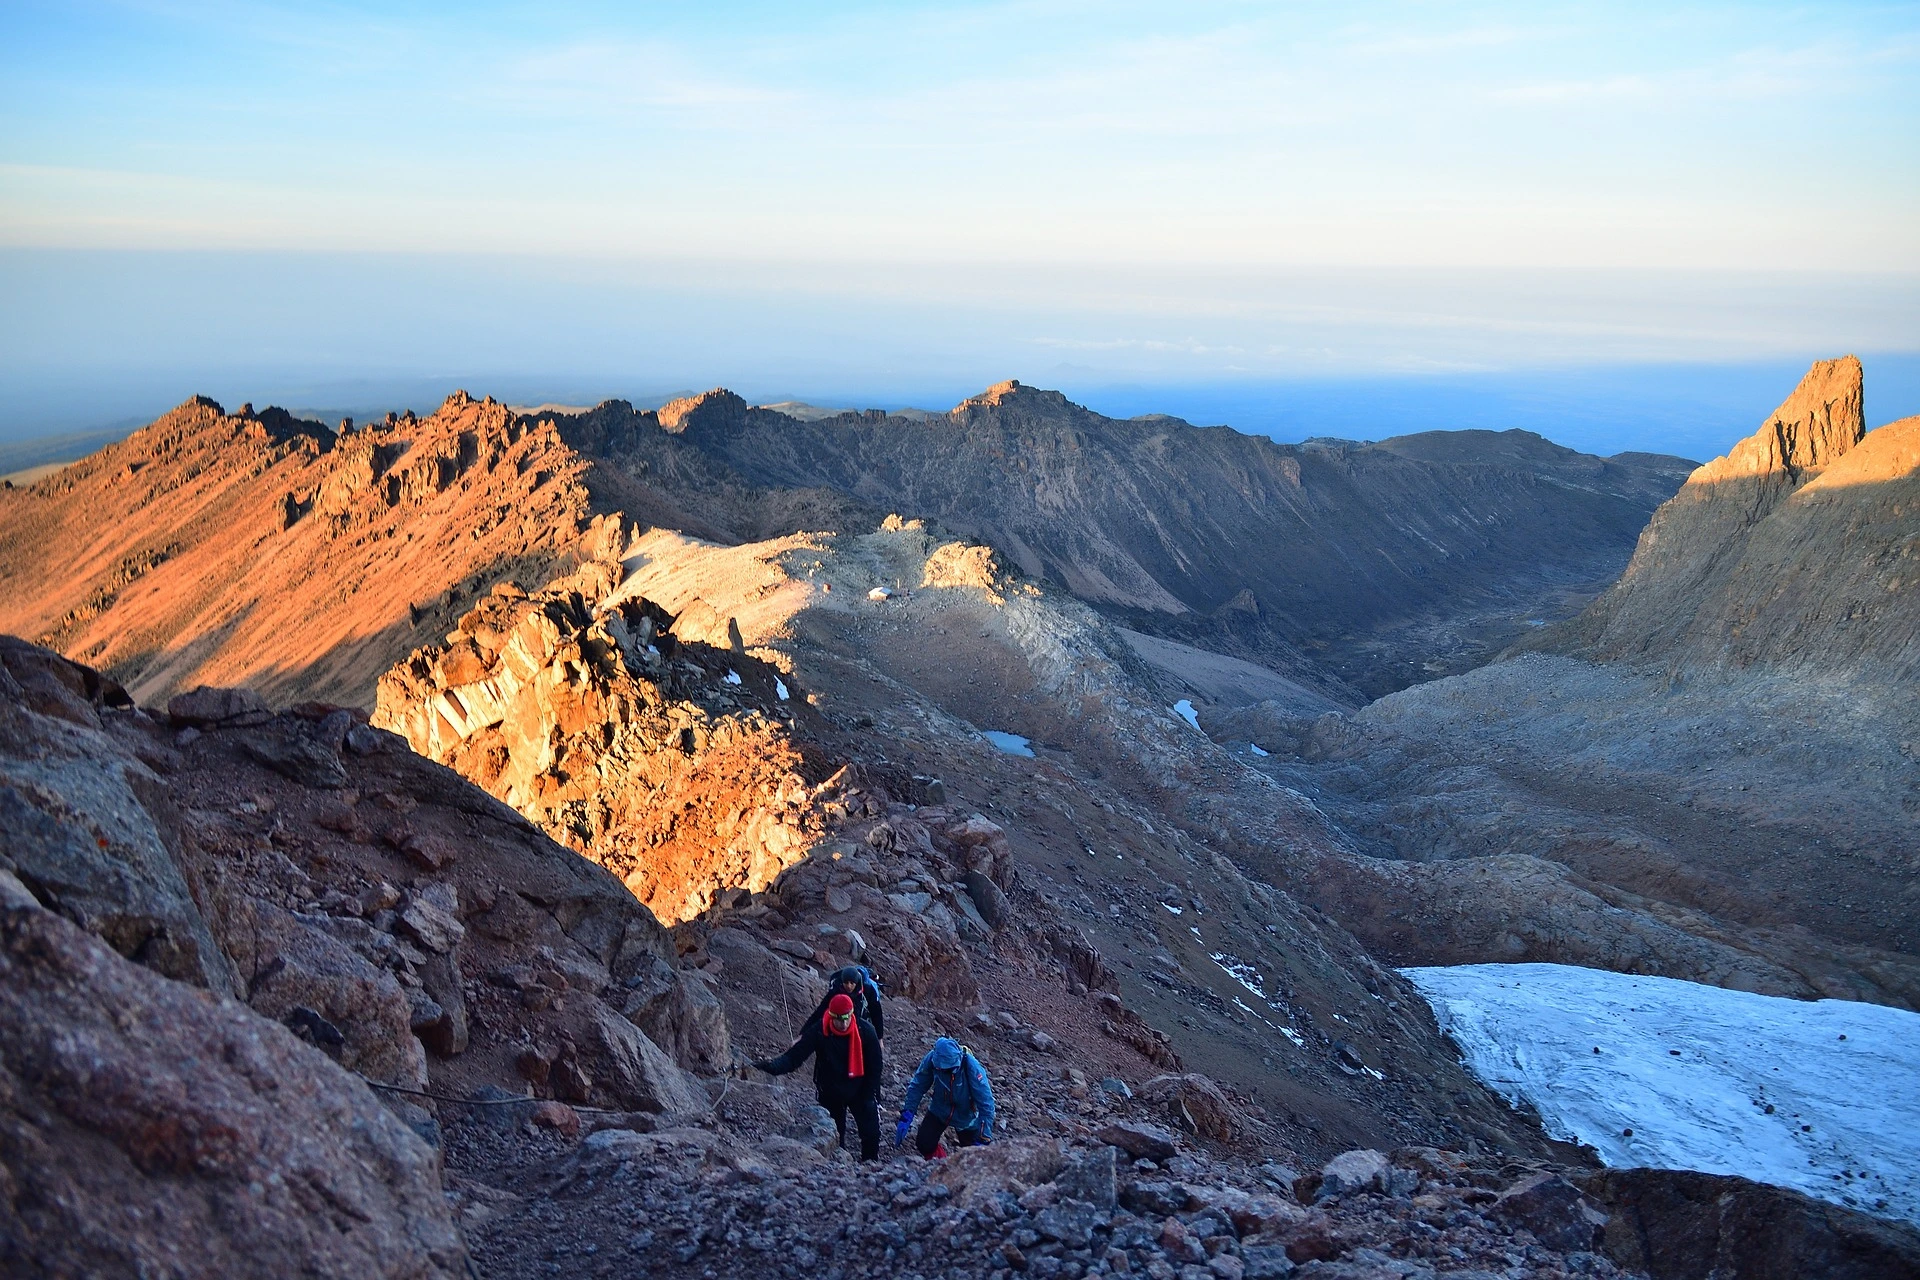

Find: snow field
1402;962;1920;1225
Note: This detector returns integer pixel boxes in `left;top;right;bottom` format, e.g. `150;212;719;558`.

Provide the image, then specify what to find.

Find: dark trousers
828;1095;881;1161
915;1113;984;1158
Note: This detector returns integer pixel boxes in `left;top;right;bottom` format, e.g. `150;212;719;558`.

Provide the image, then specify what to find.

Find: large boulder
579;999;709;1116
220;898;428;1089
0;878;466;1278
165;684;272;728
1576;1166;1920;1280
1142;1072;1240;1141
863;910;978;1006
1312;1149;1394;1201
621;958;732;1074
1489;1173;1607;1253
1097;1120;1179;1162
0;640;232;992
929;1136;1069;1207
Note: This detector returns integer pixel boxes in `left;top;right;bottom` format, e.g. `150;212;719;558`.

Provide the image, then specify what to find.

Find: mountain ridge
0;381;1691;708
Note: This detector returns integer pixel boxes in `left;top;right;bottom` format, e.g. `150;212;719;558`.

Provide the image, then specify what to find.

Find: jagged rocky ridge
553;383;1696;699
0;383;1693;708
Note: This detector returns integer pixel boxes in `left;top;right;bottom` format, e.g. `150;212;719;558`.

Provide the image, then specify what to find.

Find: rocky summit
0;360;1916;1280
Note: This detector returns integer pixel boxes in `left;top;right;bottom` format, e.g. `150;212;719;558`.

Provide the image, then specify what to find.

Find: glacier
1402;962;1920;1225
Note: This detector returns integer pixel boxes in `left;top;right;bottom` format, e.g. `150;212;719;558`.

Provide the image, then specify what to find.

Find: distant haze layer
3;249;1916;462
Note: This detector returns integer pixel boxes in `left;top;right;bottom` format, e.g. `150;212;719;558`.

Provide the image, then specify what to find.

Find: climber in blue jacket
894;1036;994;1158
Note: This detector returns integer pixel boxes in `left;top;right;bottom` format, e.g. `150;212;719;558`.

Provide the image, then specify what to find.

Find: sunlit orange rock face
374;562;829;924
0;390;595;706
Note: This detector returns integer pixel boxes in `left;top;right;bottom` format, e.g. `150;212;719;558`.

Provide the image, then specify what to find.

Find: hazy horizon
5;3;1917;463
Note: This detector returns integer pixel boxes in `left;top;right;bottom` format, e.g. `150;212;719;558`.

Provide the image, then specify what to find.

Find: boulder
166;685;272;727
397;893;465;954
622;959;733;1073
929;1136;1068;1206
784;1104;841;1156
1034;1198;1105;1248
0;888;465;1278
1239;1245;1297;1279
963;870;1013;929
0;635;130;725
1097;1121;1178;1162
580;999;709;1116
1055;1144;1118;1208
223;899;427;1089
769;936;817;961
1575;1166;1920;1280
864;910;978;1006
412;950;469;1057
1196;1187;1307;1236
1314;1149;1392;1201
1489;1173;1607;1253
0;665;232;992
238;728;349;788
1142;1072;1239;1141
1121;1180;1195;1216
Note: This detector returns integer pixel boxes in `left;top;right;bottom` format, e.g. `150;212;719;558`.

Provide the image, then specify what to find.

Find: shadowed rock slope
1237;358;1919;1011
555;383;1694;699
1527;355;1918;683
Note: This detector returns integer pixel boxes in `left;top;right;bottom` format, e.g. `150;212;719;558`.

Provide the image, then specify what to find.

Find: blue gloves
894;1115;913;1146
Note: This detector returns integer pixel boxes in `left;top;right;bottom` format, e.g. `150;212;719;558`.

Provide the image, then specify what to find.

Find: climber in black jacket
754;993;885;1160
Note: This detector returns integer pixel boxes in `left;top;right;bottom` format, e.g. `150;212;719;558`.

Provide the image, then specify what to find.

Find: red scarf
823;993;864;1078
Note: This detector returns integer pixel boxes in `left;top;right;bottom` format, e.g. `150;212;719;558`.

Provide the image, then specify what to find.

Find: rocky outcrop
1576;1166;1920;1279
0;875;466;1278
0;636;232;991
1532;356;1919;681
374;564;828;924
0;390;596;706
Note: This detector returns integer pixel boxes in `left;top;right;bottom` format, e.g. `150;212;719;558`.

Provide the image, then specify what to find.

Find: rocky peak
1527;355;1910;674
656;388;748;436
951;379;1081;420
1693;354;1863;493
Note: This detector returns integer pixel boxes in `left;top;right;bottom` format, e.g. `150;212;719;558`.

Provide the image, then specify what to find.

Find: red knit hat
823;993;864;1077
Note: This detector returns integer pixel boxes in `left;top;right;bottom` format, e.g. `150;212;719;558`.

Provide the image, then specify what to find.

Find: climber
895;1036;994;1158
754;992;885;1160
805;964;887;1043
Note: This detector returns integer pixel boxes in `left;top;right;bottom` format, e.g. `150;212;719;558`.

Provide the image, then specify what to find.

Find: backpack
930;1046;977;1120
838;965;884;1012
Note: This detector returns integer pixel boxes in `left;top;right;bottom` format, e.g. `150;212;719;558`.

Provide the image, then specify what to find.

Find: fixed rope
366;1070;741;1116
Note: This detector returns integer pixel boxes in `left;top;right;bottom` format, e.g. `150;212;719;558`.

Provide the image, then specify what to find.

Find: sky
2;1;1918;456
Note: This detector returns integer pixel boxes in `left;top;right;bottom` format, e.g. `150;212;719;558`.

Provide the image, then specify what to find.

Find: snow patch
1172;699;1202;731
981;730;1033;757
1211;952;1268;1001
1211;951;1310;1050
1160;903;1183;916
774;677;789;700
1403;962;1920;1225
1248;743;1270;757
723;669;742;685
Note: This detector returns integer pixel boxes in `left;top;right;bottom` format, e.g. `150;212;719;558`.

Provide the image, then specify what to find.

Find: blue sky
2;2;1917;452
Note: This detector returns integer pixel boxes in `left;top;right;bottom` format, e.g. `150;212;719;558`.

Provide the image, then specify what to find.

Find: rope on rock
363;1079;634;1117
366;1073;737;1116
